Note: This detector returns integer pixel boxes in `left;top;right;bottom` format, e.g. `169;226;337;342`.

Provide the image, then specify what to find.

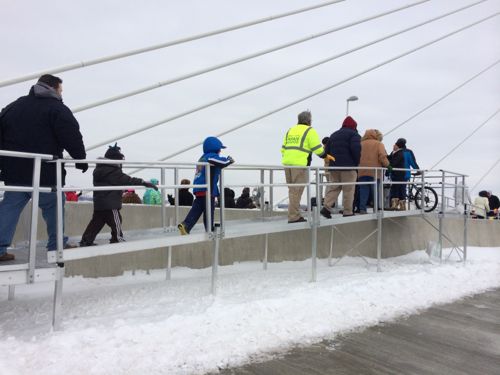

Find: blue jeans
0;191;67;255
182;195;215;232
358;176;375;212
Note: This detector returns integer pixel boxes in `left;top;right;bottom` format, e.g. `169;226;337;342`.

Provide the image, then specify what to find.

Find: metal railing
2;154;482;329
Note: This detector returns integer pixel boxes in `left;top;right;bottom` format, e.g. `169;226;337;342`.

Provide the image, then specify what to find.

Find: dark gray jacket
93;162;145;211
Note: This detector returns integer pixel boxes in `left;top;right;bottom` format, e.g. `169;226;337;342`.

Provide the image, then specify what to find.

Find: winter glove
325;154;335;162
414;170;422;176
75;163;89;173
227;155;235;164
386;165;393;173
143;181;158;191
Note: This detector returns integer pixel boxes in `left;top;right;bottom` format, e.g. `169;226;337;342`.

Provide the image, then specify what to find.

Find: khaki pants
324;170;357;215
285;168;307;221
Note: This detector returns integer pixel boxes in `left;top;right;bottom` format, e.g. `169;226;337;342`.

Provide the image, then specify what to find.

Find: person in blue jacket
388;138;420;210
178;137;234;235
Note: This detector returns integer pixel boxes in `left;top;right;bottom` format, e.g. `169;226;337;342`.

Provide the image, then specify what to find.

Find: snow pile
0;247;499;375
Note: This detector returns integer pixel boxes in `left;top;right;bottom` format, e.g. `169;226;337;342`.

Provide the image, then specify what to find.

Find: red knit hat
342;116;357;129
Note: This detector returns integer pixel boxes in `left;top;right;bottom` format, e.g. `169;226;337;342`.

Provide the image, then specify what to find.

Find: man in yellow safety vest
281;110;334;223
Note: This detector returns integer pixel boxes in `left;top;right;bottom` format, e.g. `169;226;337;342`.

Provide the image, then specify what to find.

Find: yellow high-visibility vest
281;124;325;166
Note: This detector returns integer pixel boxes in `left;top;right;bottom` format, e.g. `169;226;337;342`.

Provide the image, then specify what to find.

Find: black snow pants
80;209;124;245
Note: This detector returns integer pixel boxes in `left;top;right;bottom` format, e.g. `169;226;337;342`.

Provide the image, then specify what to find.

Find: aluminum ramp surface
51;209;424;262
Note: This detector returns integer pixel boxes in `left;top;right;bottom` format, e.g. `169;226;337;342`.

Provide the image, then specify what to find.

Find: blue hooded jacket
192;137;233;197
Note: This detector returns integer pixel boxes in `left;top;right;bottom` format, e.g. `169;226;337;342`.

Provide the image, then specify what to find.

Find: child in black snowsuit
80;144;157;246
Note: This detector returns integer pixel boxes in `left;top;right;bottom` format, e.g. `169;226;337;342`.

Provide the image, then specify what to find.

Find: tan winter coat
358;129;390;178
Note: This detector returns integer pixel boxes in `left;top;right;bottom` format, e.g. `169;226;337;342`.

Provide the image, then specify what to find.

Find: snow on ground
0;247;499;375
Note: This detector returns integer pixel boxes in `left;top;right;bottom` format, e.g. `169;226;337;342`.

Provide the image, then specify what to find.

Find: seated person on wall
236;187;256;209
472;190;490;219
143;178;161;205
168;178;194;206
79;144;157;246
122;189;142;204
222;187;236;208
487;190;499;217
65;190;82;202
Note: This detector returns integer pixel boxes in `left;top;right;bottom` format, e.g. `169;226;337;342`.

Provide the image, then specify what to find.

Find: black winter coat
236;193;255;209
93;163;144;211
167;189;194;206
0;86;86;187
326;127;361;169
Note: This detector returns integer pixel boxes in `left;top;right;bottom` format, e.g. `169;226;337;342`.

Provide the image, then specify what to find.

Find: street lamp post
346;95;358;116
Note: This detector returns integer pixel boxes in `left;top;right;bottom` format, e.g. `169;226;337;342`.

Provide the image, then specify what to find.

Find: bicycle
407;174;438;212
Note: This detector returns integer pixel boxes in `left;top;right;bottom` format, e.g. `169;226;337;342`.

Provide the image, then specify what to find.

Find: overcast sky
1;0;499;199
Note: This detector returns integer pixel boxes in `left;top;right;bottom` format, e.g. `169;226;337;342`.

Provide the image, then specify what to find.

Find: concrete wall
12;202;500;278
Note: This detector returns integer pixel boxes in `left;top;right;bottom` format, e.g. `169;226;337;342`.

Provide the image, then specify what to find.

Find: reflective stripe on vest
282;126;312;153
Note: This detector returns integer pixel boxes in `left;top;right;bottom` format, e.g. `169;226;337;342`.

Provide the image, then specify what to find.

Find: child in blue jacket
178;137;234;235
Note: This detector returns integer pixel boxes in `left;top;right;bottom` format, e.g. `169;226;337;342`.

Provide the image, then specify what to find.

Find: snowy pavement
0;247;499;375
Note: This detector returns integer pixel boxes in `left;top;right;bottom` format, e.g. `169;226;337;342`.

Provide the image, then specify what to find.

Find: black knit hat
104;143;124;160
396;138;407;148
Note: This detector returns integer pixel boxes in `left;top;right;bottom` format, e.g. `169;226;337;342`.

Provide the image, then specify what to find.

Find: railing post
311;206;318;282
28;156;42;284
53;159;65;330
420;171;425;214
8;286;15;301
161;167;166;231
269;169;274;211
306;168;312;222
166;218;173;280
211;225;220;294
463;202;468;264
174;167;179;225
328;226;334;267
438;170;445;262
219;169;225;234
260;169;265;216
205;164;212;235
377;175;384;272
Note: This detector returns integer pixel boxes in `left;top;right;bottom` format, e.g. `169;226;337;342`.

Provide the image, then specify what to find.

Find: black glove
75;163;88;173
227;155;235;164
414;171;422;176
143;181;158;191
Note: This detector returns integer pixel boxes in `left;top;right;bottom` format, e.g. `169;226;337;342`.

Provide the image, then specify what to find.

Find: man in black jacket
80;144;157;246
321;116;361;218
0;75;87;261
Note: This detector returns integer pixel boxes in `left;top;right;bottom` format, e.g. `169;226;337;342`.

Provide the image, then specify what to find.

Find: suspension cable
128;11;500;174
73;0;433;114
86;0;484;152
0;1;348;88
471;157;500;191
431;107;500;169
384;59;500;136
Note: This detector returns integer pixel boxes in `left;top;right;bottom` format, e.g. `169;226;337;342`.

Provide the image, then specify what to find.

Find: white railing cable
0;1;348;88
128;11;500;173
431;107;500;169
471;157;500;191
85;0;484;151
385;58;500;136
74;0;433;114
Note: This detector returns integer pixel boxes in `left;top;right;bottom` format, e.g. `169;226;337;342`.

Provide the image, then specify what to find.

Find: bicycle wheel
414;187;438;212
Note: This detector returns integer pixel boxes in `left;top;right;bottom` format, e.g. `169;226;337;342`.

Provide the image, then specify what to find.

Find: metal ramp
1;153;472;330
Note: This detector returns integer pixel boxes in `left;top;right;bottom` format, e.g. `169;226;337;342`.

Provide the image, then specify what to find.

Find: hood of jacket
31;82;62;101
203;136;226;153
361;129;379;141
